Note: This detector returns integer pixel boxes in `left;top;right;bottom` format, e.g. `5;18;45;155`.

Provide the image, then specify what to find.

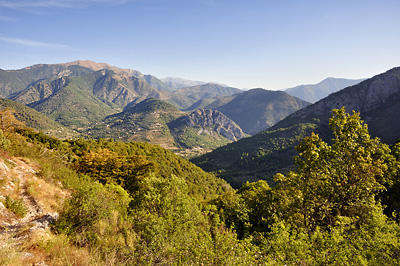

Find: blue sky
0;0;399;90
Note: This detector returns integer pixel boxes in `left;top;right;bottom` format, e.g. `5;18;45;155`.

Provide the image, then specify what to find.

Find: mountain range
0;61;312;152
0;60;374;161
192;66;400;188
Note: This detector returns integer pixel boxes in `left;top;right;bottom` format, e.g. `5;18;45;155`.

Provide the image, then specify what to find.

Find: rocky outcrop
178;109;245;141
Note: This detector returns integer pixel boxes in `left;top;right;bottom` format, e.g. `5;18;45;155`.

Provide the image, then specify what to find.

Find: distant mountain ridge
0;61;251;155
285;77;365;103
61;60;144;77
206;88;310;135
161;77;208;90
166;83;242;110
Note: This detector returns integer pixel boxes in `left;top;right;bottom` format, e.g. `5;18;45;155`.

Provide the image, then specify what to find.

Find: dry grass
0;227;26;266
0;160;24;222
20;233;87;265
0;156;92;265
24;174;69;213
0;228;104;266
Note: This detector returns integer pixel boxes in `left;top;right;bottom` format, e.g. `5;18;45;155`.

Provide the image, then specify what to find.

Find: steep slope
0;98;74;138
10;77;70;105
0;63;93;98
92;70;166;107
192;66;400;188
288;66;400;143
208;88;310;135
10;70;170;128
172;109;245;142
31;82;118;127
285;77;364;103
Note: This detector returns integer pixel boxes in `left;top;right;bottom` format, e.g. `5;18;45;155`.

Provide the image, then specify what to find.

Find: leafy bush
55;178;136;262
4;195;28;217
0;129;10;150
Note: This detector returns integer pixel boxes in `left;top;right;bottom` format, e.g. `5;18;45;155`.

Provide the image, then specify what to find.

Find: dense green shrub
4;195;28;217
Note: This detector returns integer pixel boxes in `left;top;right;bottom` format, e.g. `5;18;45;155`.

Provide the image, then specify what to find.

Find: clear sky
0;0;399;90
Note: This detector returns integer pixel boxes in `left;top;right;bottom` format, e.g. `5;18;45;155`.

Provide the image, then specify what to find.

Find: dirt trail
0;158;59;265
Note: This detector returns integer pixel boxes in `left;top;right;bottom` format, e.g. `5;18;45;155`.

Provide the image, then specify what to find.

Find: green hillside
86;98;244;156
28;75;121;128
10;70;172;128
87;98;185;149
192;121;319;188
0;98;75;138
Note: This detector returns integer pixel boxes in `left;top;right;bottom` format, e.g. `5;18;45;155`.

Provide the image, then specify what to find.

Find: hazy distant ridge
285;77;365;103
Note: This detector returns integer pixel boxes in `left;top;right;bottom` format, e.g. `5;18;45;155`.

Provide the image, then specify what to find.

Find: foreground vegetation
1;107;400;265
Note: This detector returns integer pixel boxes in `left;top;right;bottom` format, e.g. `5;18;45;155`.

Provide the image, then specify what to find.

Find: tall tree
274;107;389;232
